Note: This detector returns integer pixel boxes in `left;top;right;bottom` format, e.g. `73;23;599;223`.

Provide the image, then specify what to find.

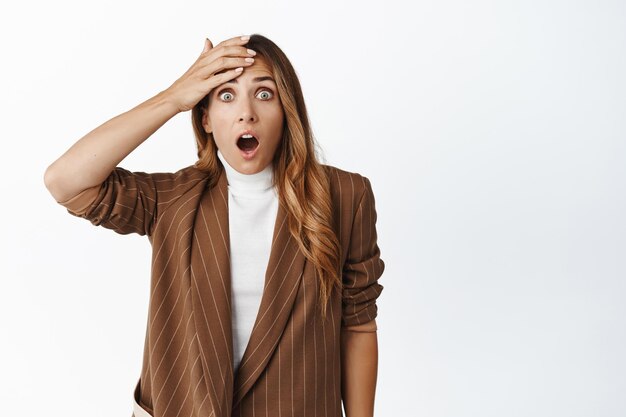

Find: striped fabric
58;163;385;417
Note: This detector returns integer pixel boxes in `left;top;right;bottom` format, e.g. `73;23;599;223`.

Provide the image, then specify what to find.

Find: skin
341;319;379;417
202;55;285;175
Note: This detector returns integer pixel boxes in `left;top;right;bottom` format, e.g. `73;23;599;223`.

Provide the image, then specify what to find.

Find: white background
1;0;625;416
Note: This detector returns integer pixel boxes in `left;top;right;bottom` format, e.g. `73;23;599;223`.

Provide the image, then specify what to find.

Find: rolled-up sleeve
341;176;385;328
58;167;160;236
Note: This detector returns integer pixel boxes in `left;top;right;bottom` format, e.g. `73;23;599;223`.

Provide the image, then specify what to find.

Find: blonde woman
44;33;385;417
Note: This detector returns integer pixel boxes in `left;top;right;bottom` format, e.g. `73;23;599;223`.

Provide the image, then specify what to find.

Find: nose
238;95;257;123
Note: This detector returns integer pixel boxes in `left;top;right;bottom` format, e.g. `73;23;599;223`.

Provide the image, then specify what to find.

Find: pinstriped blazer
58;161;385;417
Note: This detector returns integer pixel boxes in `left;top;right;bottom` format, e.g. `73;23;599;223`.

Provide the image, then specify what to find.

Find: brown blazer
58;162;385;417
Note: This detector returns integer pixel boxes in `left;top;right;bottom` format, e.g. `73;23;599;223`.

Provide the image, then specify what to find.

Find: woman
44;33;385;417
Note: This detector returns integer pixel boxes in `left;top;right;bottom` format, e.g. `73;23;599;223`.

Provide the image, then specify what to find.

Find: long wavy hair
190;34;341;320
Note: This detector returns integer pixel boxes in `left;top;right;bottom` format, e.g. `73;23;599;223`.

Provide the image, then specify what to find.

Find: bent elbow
43;164;83;203
44;164;63;200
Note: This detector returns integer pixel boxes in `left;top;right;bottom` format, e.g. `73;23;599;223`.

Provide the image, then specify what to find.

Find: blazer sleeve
57;167;165;237
341;176;385;328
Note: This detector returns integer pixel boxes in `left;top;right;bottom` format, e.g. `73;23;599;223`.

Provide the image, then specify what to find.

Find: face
203;56;285;175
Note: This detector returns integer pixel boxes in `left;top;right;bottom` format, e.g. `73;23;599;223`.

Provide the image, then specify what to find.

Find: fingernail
240;35;250;41
247;49;256;56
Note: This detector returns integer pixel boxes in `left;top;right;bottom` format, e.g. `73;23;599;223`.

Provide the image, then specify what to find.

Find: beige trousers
132;378;153;417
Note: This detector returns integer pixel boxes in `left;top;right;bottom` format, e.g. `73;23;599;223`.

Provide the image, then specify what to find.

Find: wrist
153;89;183;115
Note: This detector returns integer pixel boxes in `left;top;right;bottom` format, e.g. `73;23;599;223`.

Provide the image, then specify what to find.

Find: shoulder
99;164;208;189
147;165;211;217
115;164;210;216
145;164;209;185
122;164;211;201
322;163;373;206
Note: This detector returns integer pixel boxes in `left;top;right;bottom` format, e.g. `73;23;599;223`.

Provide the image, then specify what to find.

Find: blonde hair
190;34;341;319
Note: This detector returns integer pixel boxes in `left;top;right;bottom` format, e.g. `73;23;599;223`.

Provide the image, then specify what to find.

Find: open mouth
237;134;259;152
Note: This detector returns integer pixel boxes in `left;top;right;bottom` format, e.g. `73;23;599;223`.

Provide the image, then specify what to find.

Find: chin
234;159;265;174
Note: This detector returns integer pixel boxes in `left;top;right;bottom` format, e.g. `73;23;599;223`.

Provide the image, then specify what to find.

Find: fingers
199;36;254;68
202;38;212;54
198;38;256;79
205;56;254;79
216;34;251;49
202;34;249;57
221;44;256;57
212;66;245;83
197;35;255;93
208;37;253;59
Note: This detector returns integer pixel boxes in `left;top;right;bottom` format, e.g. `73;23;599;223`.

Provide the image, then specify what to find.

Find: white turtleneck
216;149;279;374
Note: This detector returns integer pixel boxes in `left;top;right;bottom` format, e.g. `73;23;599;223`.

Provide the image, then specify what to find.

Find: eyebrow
225;76;276;85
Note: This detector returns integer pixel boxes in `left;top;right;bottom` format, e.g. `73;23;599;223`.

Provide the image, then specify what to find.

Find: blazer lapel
189;166;307;415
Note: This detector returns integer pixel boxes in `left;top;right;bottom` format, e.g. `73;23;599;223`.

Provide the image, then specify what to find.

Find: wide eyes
218;88;274;102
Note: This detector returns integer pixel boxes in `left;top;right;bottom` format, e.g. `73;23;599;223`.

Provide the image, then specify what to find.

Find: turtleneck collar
217;148;275;194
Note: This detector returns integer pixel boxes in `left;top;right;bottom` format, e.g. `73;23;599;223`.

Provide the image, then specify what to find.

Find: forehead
225;56;275;85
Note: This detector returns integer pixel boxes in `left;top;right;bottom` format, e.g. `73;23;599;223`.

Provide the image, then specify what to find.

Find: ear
202;107;212;134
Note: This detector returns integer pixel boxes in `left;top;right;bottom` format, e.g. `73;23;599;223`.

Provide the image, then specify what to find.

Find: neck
217;149;274;194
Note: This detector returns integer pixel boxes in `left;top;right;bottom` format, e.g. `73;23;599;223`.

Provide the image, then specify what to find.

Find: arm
340;176;385;416
341;319;378;417
43;89;180;204
43;35;255;204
